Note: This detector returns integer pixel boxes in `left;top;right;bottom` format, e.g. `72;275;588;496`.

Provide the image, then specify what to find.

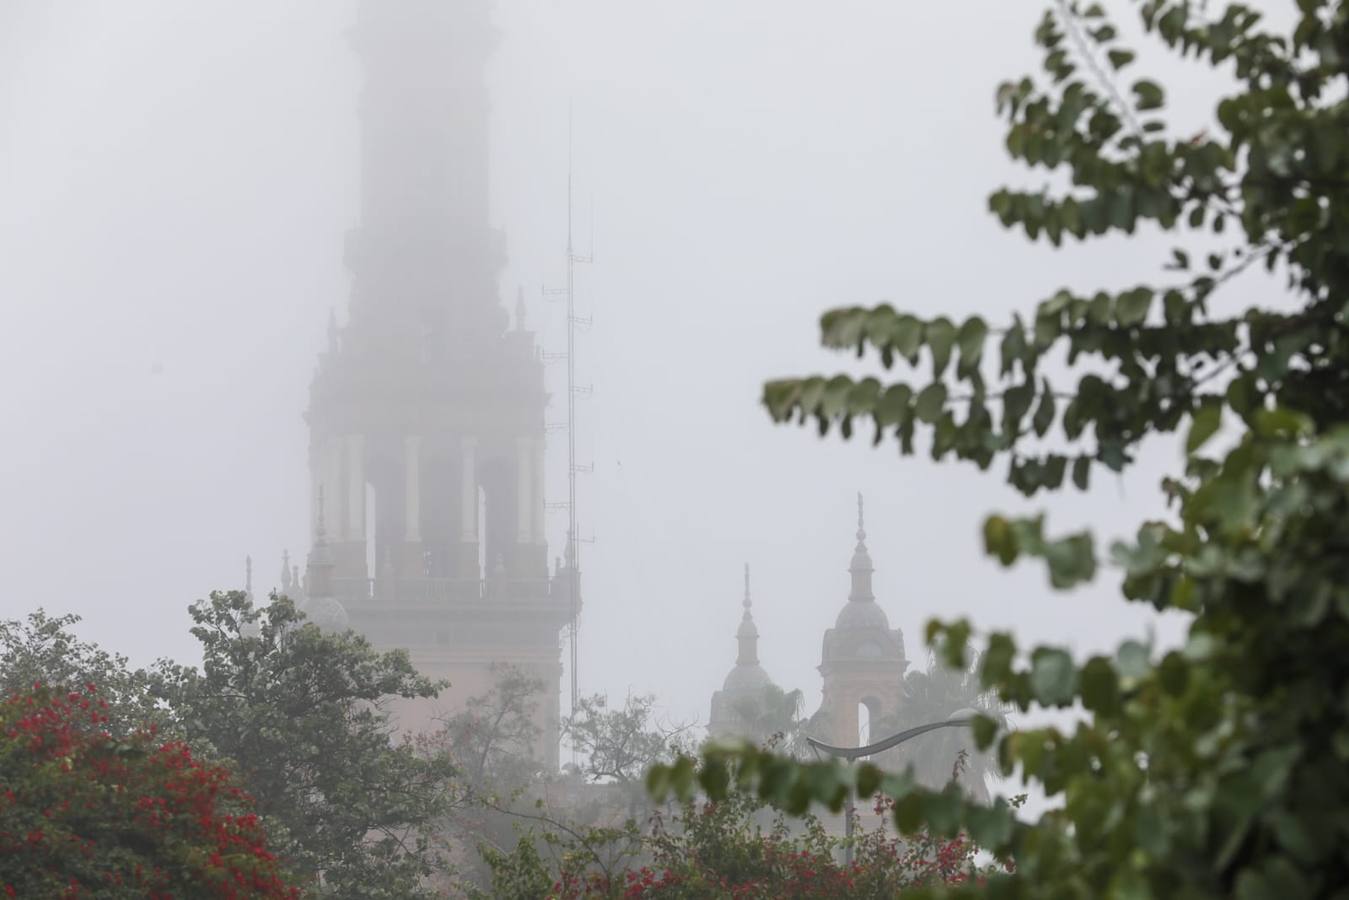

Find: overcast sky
1;1;1291;739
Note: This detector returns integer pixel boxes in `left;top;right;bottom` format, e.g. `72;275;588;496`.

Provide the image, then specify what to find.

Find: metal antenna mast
562;106;590;717
543;107;592;720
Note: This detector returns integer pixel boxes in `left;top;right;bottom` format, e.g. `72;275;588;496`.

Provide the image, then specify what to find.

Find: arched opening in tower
477;484;487;581
858;697;881;748
365;482;377;580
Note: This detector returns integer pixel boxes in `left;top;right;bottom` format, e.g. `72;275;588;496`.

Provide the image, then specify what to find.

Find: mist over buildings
1;0;1286;741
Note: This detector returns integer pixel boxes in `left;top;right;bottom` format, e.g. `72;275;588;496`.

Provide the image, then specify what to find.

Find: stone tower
301;0;573;768
709;565;779;741
813;495;907;748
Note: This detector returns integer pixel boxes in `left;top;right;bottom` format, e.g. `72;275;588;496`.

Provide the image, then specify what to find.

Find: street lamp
806;709;983;865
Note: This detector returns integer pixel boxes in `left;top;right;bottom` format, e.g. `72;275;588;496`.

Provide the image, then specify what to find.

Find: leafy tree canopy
652;2;1349;898
429;663;545;795
0;610;161;736
153;591;454;899
565;694;693;787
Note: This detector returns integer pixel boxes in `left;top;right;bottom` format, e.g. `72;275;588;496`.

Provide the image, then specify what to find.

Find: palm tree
730;684;807;755
871;653;1008;802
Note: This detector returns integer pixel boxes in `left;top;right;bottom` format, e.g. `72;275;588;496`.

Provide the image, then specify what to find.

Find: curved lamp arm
805;716;975;762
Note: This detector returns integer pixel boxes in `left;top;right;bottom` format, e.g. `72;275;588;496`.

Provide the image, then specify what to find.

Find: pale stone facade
708;565;779;741
812;495;909;749
706;497;911;753
296;0;573;769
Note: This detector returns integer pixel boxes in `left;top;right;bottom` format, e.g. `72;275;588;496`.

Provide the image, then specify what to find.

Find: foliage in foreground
0;684;299;898
0;611;162;737
654;2;1349;897
153;591;456;899
483;772;1002;899
0;594;459;897
867;653;1009;804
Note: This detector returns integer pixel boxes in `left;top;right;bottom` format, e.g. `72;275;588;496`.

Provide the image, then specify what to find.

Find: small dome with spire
301;594;350;632
709;564;780;739
299;486;349;632
821;494;906;667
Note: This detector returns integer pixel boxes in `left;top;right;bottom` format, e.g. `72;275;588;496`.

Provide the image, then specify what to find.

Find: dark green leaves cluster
154;592;454;899
677;2;1349;898
657;411;1349;894
762;0;1349;500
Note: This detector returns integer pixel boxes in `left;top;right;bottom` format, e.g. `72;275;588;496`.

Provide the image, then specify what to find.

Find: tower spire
849;492;875;601
736;563;759;665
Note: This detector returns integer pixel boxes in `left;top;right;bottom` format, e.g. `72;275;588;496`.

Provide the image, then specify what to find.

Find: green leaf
646;764;672;800
1158;651;1189;695
1132;79;1164;111
893;315;923;363
669;755;697;800
999;322;1029;376
1117;640;1151;683
856;763;883;799
893;792;924;834
874;384;913;431
957;316;989;376
965;799;1014;850
1072;456;1091;490
922;787;963;836
1107;48;1136;69
1115;288;1153;327
1186;404;1222;454
698;756;730;797
1255;408;1313;439
915;383;948;424
1002;381;1035;434
1032;383;1057;437
971;713;999;750
980;632;1018;689
984;515;1018;566
1080;656;1119;714
937;619;973;670
925;318;957;377
1029;647;1077;706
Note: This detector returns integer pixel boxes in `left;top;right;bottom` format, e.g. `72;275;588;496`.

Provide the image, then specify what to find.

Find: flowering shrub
0;684;300;898
486;784;1002;899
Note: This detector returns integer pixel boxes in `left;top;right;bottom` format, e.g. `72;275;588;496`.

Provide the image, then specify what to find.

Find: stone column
404;436;421;542
460;437;477;542
456;436;479;579
531;437;546;544
346;434;365;542
313;436;343;542
334;434;367;581
516;436;532;544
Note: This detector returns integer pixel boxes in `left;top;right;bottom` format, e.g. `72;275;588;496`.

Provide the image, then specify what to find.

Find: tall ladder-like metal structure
560;110;591;717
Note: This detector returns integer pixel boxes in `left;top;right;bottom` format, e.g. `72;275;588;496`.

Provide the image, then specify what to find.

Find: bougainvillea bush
0;684;300;898
482;777;1003;899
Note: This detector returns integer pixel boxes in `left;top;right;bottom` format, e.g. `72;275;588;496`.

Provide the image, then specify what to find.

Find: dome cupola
820;494;906;668
709;564;779;738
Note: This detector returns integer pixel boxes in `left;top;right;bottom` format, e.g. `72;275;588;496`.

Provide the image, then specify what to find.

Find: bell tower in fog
300;0;574;768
